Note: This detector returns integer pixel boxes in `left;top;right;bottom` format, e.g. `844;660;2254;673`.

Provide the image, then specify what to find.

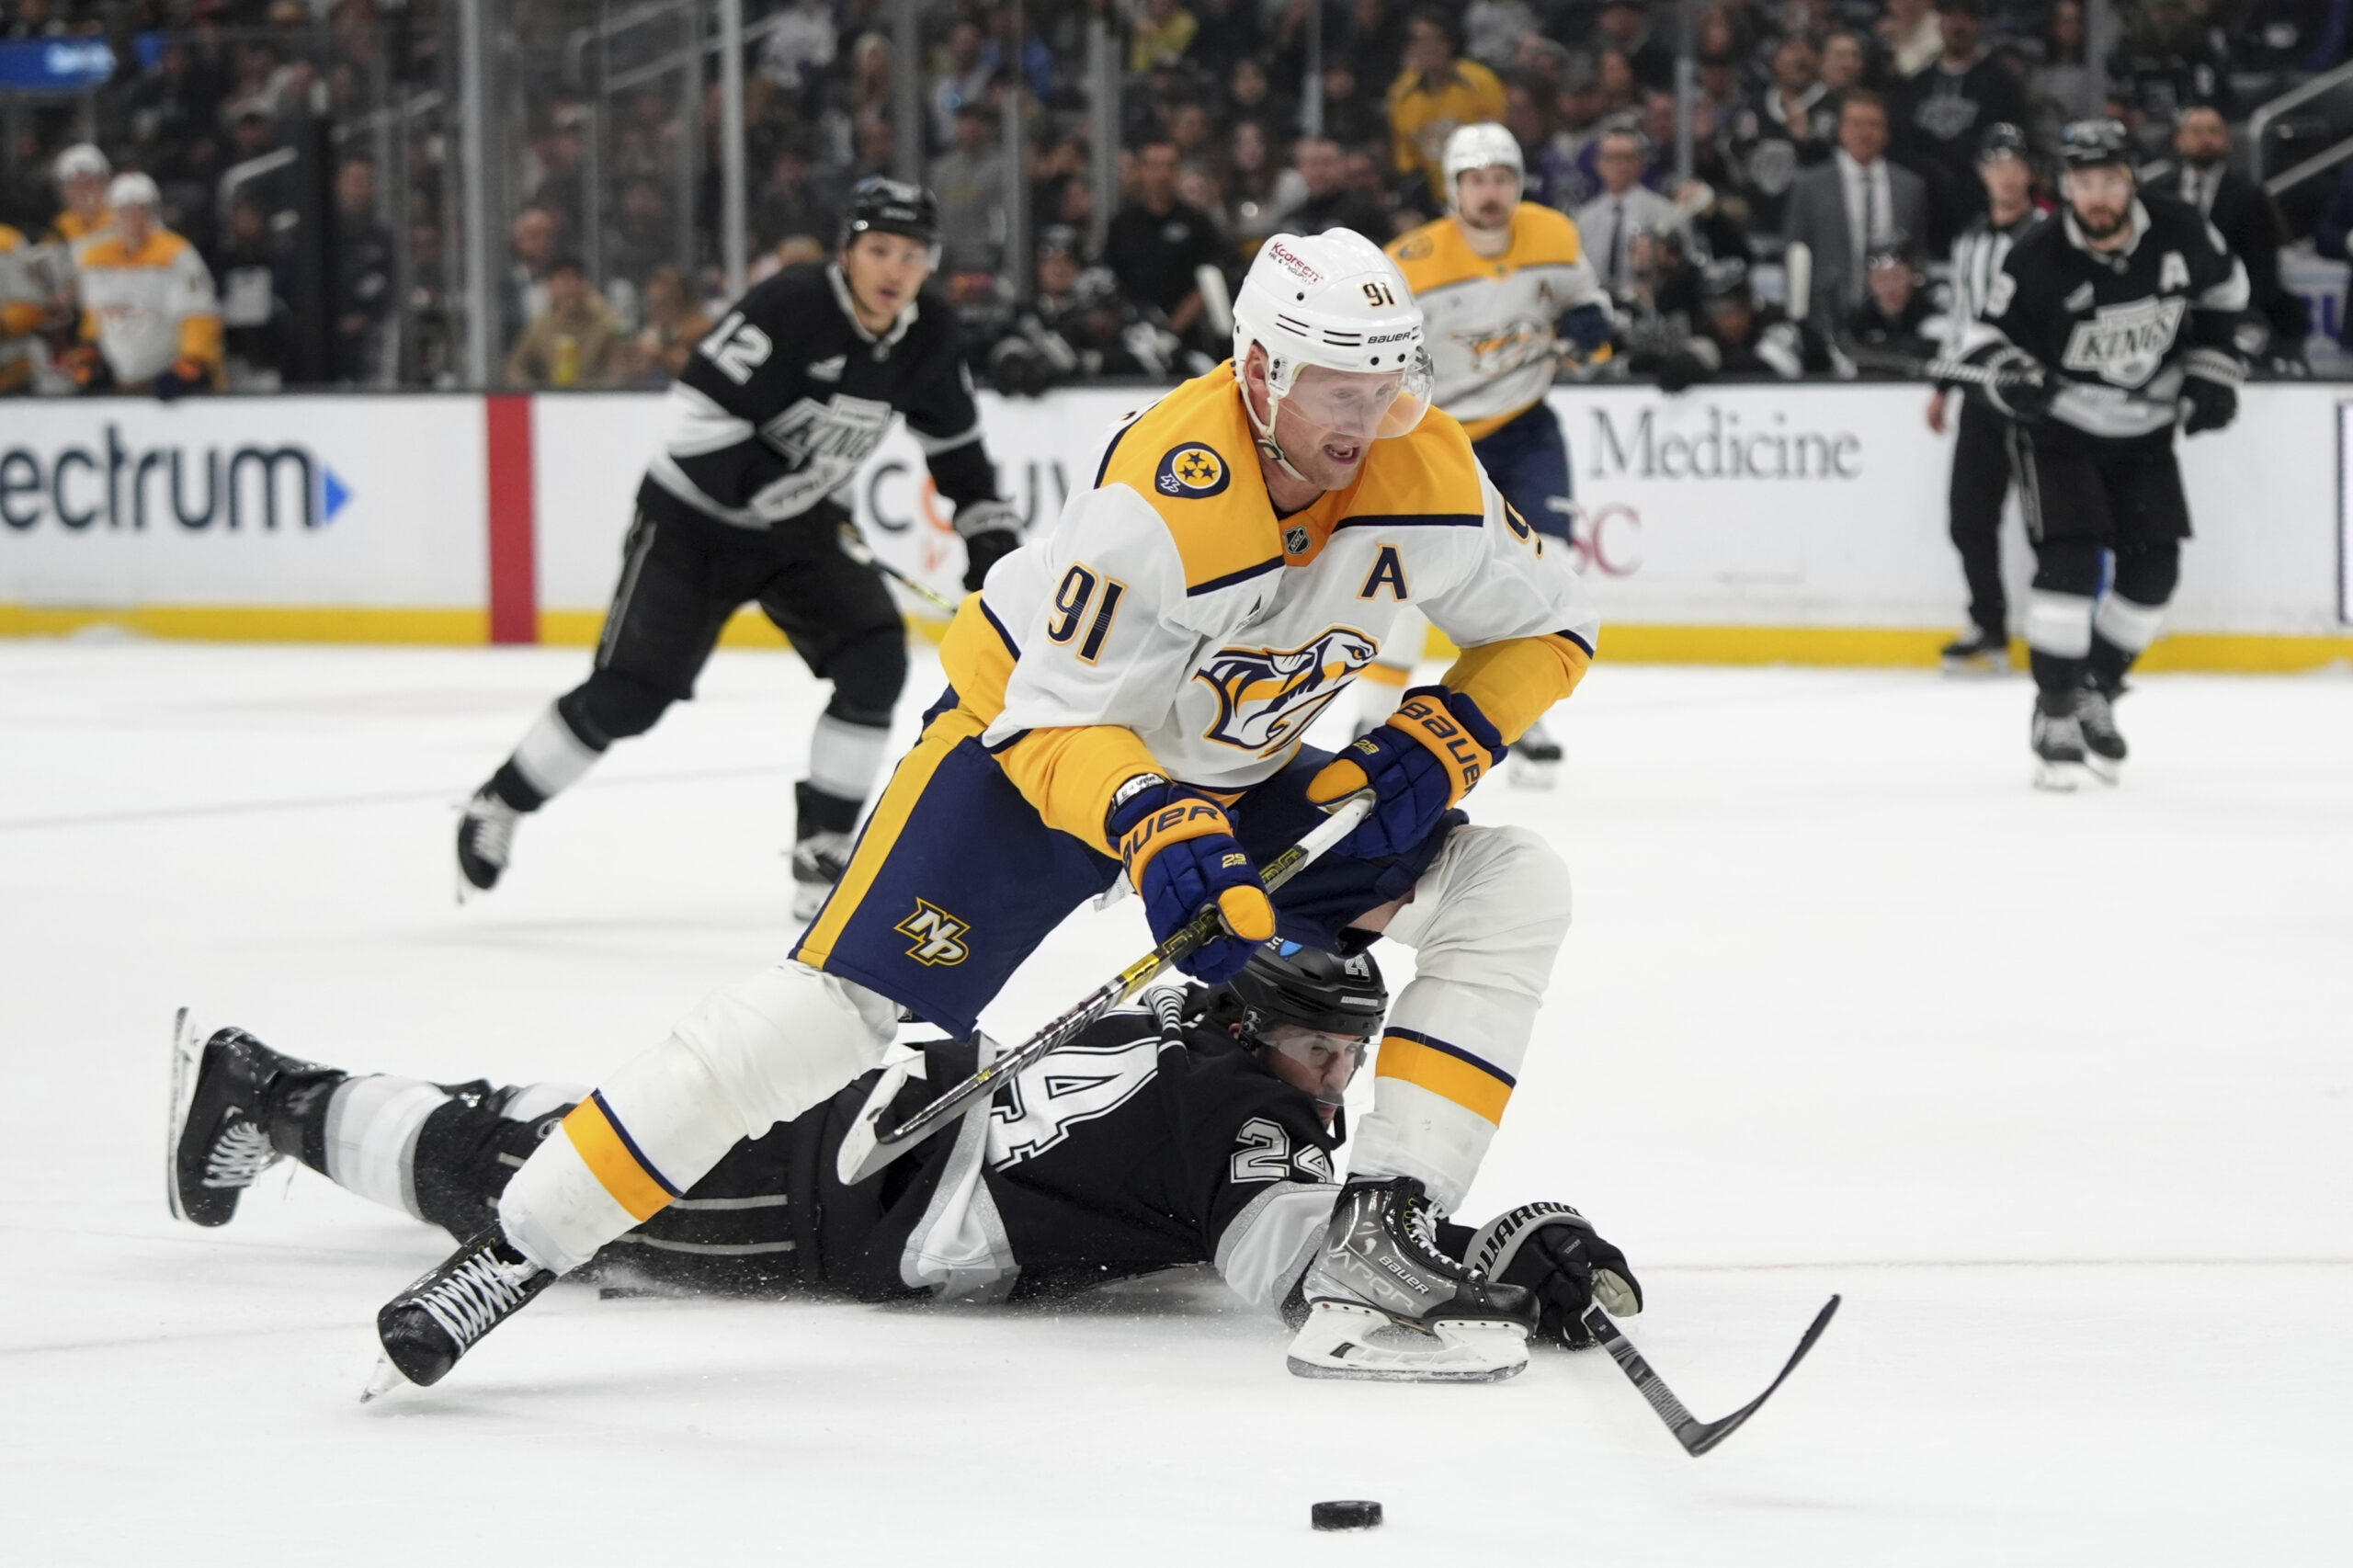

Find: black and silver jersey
1943;205;2045;357
636;260;999;534
835;1006;1343;1313
1980;193;2248;439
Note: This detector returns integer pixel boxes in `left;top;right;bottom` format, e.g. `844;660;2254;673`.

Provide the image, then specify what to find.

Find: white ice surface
3;639;2348;1565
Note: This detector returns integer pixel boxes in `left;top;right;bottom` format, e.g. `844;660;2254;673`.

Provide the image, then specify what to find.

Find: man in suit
2144;105;2306;371
1782;91;1929;324
1574;127;1680;292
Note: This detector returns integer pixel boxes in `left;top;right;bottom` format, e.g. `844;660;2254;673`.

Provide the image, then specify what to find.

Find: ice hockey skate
1287;1176;1537;1382
2075;683;2126;783
165;1010;335;1227
368;1229;554;1396
1939;627;2010;675
2030;691;2089;791
1509;716;1563;790
455;786;521;896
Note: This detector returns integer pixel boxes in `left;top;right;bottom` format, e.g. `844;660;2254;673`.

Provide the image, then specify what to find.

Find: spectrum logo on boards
0;426;354;533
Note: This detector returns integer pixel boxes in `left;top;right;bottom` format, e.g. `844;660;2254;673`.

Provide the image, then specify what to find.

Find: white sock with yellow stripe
1352;606;1425;734
497;962;898;1272
1350;824;1572;1213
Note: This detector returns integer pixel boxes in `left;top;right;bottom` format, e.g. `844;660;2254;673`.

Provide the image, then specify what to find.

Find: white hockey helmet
1231;230;1433;477
1443;121;1524;211
108;172;162;211
54;142;111;187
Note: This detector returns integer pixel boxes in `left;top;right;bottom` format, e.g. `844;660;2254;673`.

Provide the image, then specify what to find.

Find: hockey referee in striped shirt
1927;122;2044;671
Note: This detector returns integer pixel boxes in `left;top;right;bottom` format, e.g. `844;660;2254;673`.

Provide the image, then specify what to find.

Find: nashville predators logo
1458;318;1552;377
1195;627;1380;754
1154;443;1231;498
895;899;972;966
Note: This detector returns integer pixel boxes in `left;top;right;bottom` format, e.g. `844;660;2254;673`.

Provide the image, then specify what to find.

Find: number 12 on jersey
1045;563;1127;664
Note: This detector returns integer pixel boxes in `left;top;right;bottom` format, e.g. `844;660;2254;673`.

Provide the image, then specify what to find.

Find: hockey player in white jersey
1353;124;1612;784
373;228;1604;1390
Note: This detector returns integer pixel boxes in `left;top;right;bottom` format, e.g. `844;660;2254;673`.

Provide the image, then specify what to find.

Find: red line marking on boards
484;395;538;644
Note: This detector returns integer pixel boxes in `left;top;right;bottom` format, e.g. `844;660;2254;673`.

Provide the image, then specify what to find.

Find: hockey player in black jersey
1966;119;2248;789
455;178;1025;914
164;945;1640;1389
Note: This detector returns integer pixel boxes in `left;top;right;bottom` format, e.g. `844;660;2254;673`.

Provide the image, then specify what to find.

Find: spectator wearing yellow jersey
68;173;223;399
1385;9;1506;209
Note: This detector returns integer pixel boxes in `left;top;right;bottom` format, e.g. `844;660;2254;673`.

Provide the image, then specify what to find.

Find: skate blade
165;1006;207;1224
2031;758;2087;792
358;1350;416;1405
1284;1301;1529;1383
2084;753;2121;786
1941;653;2011;678
790;881;833;922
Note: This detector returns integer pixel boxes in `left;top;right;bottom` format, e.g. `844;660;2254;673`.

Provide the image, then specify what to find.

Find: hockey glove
1470;1201;1643;1351
1106;778;1275;984
954;500;1024;592
1965;344;2052;423
153;357;211;402
1306;686;1504;859
1558;301;1613;363
2181;348;2243;436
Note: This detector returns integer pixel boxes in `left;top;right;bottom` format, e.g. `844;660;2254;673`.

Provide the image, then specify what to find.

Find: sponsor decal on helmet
1265;241;1323;282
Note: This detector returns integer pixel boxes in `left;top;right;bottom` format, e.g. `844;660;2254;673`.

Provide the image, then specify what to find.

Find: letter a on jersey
1359;545;1410;601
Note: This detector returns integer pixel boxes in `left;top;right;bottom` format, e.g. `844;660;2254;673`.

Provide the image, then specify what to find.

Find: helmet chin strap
1241;375;1316;486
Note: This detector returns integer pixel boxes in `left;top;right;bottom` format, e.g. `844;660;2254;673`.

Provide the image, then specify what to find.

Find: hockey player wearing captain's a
1352;123;1614;781
371;226;1616;1392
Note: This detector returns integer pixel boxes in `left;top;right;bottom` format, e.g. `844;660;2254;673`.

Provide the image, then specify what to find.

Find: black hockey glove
1469;1202;1643;1350
1964;344;2052;423
953;500;1024;592
2181;348;2244;436
1652;345;1712;394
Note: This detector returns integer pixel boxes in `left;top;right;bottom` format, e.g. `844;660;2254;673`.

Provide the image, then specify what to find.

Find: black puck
1311;1500;1382;1531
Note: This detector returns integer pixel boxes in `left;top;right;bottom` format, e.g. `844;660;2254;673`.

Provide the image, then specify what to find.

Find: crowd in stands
6;0;2353;394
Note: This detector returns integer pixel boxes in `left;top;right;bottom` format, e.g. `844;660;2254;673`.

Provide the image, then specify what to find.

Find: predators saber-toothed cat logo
1155;443;1231;498
896;900;972;966
1195;627;1380;754
2062;296;2188;388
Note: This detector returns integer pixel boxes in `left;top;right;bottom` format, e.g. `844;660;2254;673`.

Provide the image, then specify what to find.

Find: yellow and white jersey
941;365;1597;854
76;228;221;385
1388;203;1602;440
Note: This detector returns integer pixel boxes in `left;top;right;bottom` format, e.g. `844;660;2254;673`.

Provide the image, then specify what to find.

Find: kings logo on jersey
1195;627;1380;754
2062;297;2188;388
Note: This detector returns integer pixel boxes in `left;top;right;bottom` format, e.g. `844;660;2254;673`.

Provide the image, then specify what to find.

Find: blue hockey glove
1305;686;1505;858
1106;778;1275;983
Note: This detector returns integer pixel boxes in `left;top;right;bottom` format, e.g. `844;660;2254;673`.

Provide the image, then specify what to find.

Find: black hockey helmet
1204;941;1388;1044
841;176;940;249
2058;119;2134;173
1977;120;2029;165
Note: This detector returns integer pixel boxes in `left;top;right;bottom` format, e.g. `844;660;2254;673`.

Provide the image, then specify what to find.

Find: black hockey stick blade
1581;1294;1840;1458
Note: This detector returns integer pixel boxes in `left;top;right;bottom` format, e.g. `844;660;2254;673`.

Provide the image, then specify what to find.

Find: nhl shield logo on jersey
1155;443;1231;498
896;899;972;966
1195;626;1380;754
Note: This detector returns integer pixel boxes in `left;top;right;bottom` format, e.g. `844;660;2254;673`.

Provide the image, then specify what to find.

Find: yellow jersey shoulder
80;229;191;270
1347;404;1486;521
1387;216;1460;290
0;224;25;253
1096;367;1285;594
1507;202;1584;268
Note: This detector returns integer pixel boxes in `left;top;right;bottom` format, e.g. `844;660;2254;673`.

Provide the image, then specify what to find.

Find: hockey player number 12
699;312;774;384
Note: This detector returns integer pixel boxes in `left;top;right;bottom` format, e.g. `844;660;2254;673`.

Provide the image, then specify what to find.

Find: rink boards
3;381;2349;668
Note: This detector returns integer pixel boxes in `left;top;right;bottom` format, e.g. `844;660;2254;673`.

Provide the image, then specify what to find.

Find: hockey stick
835;791;1376;1184
1836;339;2044;391
1581;1294;1841;1457
835;522;963;616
